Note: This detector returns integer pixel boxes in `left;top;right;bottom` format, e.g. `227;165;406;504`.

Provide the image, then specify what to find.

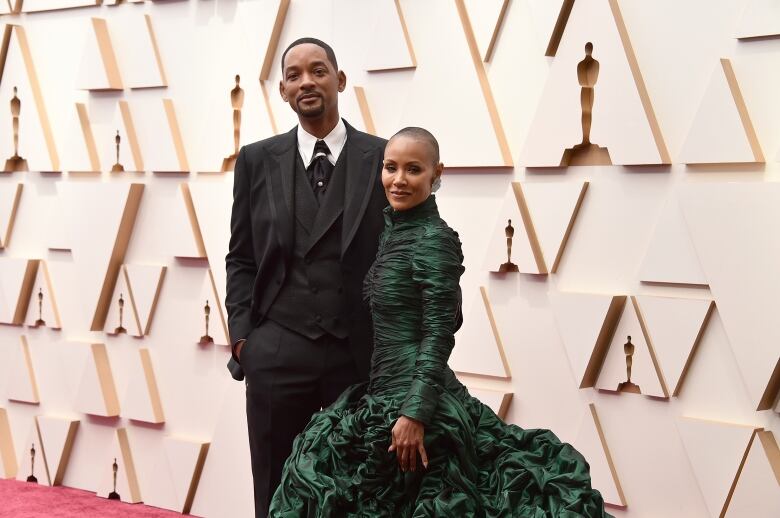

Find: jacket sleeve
399;226;465;425
224;146;257;346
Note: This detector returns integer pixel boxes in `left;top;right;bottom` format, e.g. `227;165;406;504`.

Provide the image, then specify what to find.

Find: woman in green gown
269;128;611;517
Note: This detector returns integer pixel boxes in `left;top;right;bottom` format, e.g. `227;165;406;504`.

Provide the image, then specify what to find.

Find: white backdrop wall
1;1;780;517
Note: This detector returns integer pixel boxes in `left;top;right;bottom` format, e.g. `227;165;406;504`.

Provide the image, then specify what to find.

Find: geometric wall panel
74;343;120;417
120;348;164;424
106;264;166;337
196;268;229;347
363;0;416;71
133;98;188;173
735;0;780;39
77;17;123;91
633;295;715;397
464;387;512;420
450;286;511;379
6;335;40;405
572;403;626;507
95;427;142;503
110;14;167;89
463;0;510;62
16;418;49;485
173;183;207;259
676;417;759;518
24;260;62;329
103;100;144;172
144;436;209;514
35;415;79;486
680;182;780;410
678;59;764;164
0;407;18;479
595;296;667;398
21;1;100;13
726;430;780;517
0;257;37;325
483;183;536;274
0;183;22;249
550;291;625;389
0;25;60;172
64;102;101;173
522;0;669;166
638;195;708;286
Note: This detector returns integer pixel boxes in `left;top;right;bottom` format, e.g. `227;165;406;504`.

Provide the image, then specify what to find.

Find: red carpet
0;479;193;517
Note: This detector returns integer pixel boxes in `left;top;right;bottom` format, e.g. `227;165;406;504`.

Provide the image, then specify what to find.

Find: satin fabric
269;195;612;517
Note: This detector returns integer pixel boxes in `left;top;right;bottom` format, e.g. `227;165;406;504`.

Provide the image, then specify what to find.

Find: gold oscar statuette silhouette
111;130;124;173
498;219;519;273
26;443;37;483
560;43;612;166
221;74;244;172
114;293;127;334
617;335;641;394
108;457;120;500
199;299;214;344
34;287;46;327
4;87;29;172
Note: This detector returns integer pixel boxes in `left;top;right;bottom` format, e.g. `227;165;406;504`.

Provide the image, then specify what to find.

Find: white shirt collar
297;118;347;167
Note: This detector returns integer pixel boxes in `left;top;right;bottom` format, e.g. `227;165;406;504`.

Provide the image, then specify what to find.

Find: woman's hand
388;415;428;472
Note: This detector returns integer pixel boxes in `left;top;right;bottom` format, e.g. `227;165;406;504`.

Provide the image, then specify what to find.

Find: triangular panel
133;98;188;173
0;407;18;478
76;17;123;91
95;427;141;503
121;348;164;424
735;0;780;39
6;335;39;404
482;183;536;274
24;260;62;329
679;59;763;164
195;268;229;347
363;0;416;71
36;415;79;486
111;14;167;89
726;430;780;516
144;435;210;513
633;295;714;396
463;0;509;61
74;343;120;417
450;286;511;379
465;386;512;420
15;418;49;485
0;183;22;249
0;258;36;325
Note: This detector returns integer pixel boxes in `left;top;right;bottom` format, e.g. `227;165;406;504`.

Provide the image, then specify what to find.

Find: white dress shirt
297;118;347;168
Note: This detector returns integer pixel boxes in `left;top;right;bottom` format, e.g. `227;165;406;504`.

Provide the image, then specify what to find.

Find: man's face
279;43;345;120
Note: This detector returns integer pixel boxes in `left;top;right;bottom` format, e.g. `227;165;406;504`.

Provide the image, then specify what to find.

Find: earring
431;177;442;192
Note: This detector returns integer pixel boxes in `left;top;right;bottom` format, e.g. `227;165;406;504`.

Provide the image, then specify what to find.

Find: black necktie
308;139;334;202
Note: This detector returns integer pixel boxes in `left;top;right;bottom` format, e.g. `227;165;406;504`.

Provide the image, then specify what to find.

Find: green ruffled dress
269;195;612;517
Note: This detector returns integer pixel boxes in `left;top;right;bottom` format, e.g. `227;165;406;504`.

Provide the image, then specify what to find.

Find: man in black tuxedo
224;38;387;517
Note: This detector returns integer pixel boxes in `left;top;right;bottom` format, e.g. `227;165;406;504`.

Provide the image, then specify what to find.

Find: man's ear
279;80;288;102
337;70;347;93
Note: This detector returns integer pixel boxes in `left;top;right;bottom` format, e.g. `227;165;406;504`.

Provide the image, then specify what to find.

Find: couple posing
225;38;610;518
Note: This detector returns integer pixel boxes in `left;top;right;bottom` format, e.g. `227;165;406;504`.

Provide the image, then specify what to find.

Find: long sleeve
224;145;257;345
399;225;465;425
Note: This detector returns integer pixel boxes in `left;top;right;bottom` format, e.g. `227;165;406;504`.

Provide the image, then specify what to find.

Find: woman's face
382;136;443;211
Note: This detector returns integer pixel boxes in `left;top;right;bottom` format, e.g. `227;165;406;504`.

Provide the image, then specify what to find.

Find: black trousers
242;319;362;518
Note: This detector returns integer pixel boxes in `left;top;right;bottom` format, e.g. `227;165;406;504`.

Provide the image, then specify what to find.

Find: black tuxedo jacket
225;120;387;381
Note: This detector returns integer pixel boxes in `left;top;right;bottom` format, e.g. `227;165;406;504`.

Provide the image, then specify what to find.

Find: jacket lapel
305;150;346;253
341;122;382;257
267;128;297;259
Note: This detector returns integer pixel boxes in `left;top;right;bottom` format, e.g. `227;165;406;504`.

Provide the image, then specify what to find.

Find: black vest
266;149;349;339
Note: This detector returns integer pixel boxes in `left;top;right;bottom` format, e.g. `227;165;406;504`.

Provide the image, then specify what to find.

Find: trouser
241;319;362;518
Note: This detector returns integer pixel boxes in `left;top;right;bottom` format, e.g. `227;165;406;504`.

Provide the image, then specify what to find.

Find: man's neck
299;112;341;139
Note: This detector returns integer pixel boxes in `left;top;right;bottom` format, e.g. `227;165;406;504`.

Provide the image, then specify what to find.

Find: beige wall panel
195;268;229;347
24;260;62;329
131;98;188;172
676;417;759;518
0;182;22;249
120;348;164;424
595;299;666;398
74;343;120;417
463;0;509;62
680;183;780;410
15;418;49;485
190;381;253;518
726;430;780;516
362;0;416;71
549;291;624;389
572;403;625;507
450;286;511;379
171;183;206;259
0;27;57;172
464;386;512;420
678;59;763;164
105;264;165;337
22;1;100;13
98;101;144;172
76;17;123;91
0;407;17;478
36;415;79;486
522;0;667;166
63;102;101;173
187;181;231;329
482;183;537;274
95;427;142;503
6;335;40;404
638;195;708;286
735;0;780;39
633;296;714;397
110;14;167;89
143;436;208;514
0;257;35;324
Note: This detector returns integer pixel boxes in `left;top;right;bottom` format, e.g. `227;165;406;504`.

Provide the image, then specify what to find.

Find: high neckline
383;194;439;226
